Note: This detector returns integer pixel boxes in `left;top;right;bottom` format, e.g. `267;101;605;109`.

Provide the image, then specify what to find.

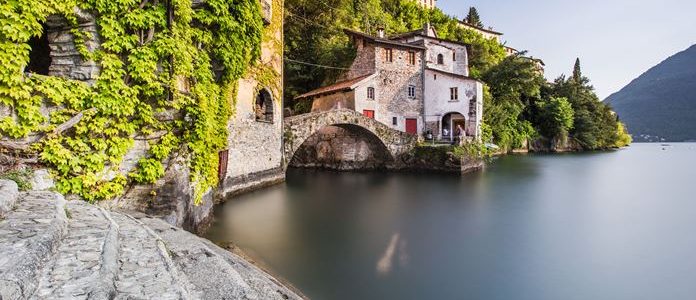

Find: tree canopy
464;7;483;27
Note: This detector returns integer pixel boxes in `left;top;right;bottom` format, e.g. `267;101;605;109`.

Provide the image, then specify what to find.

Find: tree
464;7;483;27
572;58;582;82
482;55;546;150
547;60;622;149
536;97;574;138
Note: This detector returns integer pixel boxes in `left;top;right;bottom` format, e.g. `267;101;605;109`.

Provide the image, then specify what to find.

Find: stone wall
44;9;101;84
284;109;418;169
289;126;392;170
373;44;425;134
343;38;377;80
219;0;285;200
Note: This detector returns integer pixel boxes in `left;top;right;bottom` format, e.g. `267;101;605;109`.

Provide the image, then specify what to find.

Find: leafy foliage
0;0;265;203
0;168;34;191
482;54;544;149
535;97;574;138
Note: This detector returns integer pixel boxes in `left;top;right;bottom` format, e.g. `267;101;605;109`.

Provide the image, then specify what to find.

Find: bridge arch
283;109;418;169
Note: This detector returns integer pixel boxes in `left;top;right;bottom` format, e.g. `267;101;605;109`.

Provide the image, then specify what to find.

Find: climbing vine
0;0;264;203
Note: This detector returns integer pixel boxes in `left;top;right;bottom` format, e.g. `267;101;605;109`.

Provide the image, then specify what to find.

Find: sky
437;0;696;99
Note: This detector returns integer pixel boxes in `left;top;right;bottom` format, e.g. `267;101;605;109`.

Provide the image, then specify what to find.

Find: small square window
392;117;398;125
450;87;459;101
408;85;416;98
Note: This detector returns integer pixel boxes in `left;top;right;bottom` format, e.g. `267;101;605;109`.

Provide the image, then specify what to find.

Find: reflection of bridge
283;109;418;168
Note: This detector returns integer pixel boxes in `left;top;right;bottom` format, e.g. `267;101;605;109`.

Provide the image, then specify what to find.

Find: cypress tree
465;7;483;27
572;58;582;82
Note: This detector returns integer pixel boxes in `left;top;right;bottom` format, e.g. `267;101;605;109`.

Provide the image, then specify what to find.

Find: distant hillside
605;45;696;142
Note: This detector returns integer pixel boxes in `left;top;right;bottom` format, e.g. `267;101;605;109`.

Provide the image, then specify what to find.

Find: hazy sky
437;0;696;99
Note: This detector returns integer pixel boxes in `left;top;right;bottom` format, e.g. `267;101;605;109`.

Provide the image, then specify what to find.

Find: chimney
377;27;385;38
424;23;431;35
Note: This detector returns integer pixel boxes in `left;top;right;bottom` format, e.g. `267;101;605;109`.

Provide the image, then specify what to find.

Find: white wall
424;41;469;77
423;69;482;138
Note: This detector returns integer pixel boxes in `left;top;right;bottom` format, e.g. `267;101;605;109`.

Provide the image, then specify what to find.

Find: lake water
204;143;696;300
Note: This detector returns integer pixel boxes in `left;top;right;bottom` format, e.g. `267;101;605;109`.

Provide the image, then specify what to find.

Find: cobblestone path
0;180;302;300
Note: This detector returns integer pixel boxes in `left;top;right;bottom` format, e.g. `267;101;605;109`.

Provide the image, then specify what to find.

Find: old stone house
296;24;484;140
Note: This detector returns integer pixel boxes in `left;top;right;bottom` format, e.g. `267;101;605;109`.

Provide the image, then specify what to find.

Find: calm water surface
204;143;696;300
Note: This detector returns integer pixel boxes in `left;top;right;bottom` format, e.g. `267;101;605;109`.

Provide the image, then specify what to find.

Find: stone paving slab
0;180;19;218
0;191;304;300
0;191;68;300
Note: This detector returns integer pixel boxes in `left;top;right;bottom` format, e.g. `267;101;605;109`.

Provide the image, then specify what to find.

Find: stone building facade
391;26;483;139
219;0;285;199
296;25;483;140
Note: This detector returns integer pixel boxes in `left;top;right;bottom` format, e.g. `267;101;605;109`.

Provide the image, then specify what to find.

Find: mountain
605;45;696;142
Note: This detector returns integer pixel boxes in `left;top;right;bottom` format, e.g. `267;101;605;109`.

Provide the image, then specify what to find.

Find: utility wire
284;58;352;70
284;58;376;72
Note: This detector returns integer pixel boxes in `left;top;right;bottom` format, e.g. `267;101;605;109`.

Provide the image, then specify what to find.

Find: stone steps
0;181;303;300
32;202;116;299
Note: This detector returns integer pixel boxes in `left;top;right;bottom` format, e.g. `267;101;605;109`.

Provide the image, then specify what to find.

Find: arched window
367;87;375;100
437;54;444;65
255;88;274;122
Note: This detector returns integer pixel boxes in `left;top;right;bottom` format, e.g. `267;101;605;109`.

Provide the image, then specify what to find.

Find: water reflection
205;144;696;300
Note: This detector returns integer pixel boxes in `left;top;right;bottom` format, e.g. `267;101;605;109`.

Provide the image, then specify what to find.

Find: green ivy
1;0;265;203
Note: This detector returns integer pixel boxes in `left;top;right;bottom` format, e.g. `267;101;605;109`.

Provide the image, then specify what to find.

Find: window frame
408;51;416;65
450;87;459;101
385;48;393;63
408;85;416;99
367;87;375;100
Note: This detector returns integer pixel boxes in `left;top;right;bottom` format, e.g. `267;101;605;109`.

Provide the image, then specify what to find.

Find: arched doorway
441;112;466;141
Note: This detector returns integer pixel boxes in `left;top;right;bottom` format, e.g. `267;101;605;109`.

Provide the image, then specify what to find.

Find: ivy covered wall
0;0;265;203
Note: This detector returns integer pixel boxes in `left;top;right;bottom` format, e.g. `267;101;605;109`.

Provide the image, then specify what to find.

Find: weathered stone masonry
44;8;101;83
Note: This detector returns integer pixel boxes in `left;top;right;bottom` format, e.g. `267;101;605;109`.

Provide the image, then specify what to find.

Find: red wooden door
363;110;375;119
405;118;418;135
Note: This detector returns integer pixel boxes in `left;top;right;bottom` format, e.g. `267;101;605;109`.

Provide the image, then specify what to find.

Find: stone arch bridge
283;109;418;169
